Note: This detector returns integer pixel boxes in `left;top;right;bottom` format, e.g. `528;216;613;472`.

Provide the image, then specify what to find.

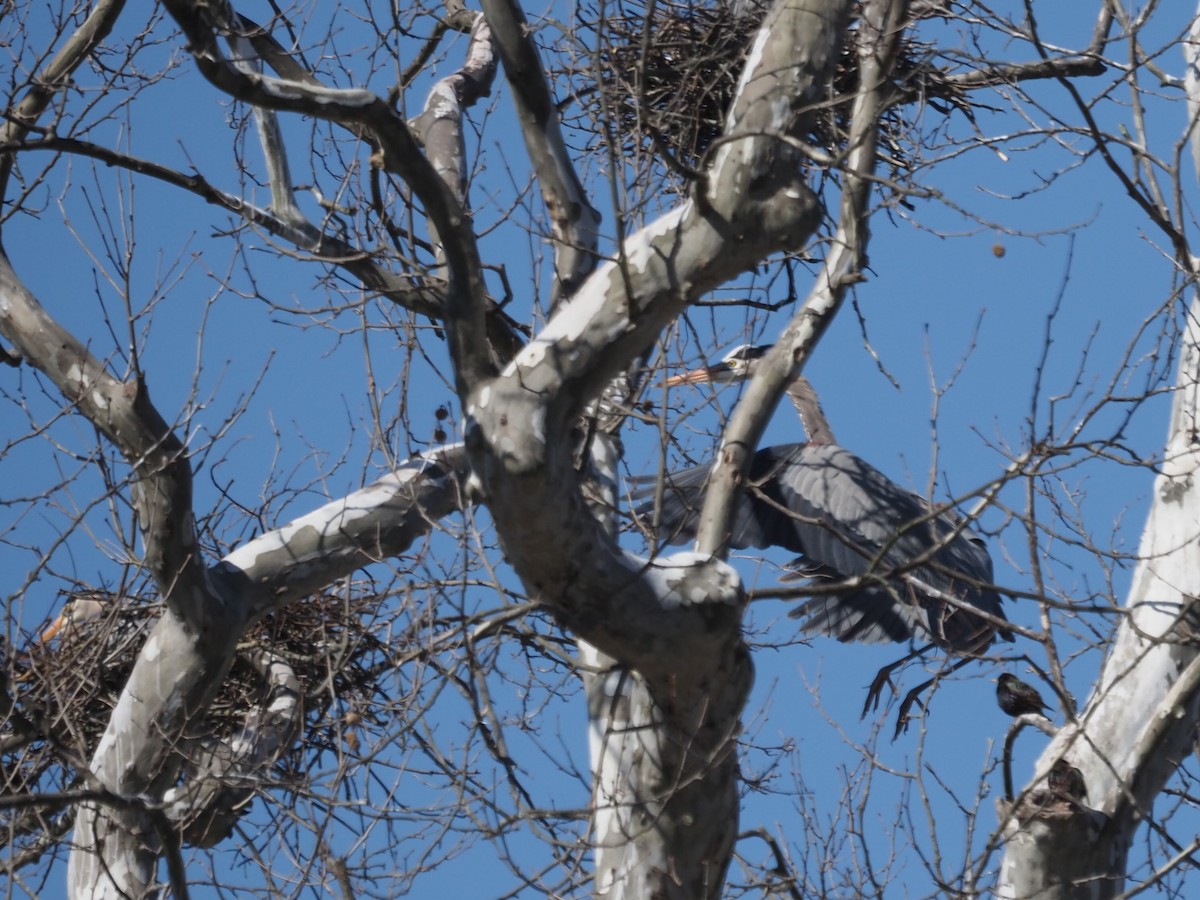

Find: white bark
1186;3;1200;180
223;19;305;230
160;0;500;389
481;0;602;301
997;292;1200;899
6;9;510;884
698;0;905;554
0;236;219;898
161;650;302;848
409;12;497;279
1;1;998;895
581;430;737;899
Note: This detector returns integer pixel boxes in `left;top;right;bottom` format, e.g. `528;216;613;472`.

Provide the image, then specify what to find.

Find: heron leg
861;644;932;719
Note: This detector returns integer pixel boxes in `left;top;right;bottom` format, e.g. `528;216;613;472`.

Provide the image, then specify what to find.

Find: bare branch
481;0;603;303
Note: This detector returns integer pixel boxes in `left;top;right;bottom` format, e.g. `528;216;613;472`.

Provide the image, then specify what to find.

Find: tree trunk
997;292;1200;898
461;2;851;894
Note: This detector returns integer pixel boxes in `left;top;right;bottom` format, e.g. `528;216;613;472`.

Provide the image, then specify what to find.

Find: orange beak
40;614;67;642
665;365;725;387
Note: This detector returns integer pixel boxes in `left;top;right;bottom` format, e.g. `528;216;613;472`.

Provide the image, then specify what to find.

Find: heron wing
768;444;1008;650
636;443;1009;651
632;456;784;551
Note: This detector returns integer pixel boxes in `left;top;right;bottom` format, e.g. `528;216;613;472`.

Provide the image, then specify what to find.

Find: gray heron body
641;345;1011;724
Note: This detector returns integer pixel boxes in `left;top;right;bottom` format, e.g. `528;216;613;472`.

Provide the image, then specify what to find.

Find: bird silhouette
996;673;1051;718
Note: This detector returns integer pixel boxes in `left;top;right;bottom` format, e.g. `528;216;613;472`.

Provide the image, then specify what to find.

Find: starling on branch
997;673;1051;718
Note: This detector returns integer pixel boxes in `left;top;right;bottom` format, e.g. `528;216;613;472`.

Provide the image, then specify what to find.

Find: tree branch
160;0;496;391
161;649;302;848
0;0;127;207
696;0;886;555
998;290;1200;898
481;0;603;304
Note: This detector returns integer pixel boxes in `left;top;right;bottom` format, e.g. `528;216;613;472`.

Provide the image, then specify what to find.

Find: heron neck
787;376;837;444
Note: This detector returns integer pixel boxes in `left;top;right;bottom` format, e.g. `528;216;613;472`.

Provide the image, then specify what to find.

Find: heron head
665;343;776;387
41;594;106;642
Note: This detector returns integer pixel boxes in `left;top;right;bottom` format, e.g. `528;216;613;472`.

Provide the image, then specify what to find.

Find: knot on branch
465;379;553;478
696;168;822;259
1159;472;1194;504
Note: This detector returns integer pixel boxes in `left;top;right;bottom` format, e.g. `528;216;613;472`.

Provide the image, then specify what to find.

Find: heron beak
40;615;67;642
665;364;725;387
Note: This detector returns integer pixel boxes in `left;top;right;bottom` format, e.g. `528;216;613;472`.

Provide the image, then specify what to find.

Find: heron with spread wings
638;345;1012;727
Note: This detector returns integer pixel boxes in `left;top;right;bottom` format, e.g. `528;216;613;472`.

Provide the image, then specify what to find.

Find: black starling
996;673;1051;718
1047;759;1087;804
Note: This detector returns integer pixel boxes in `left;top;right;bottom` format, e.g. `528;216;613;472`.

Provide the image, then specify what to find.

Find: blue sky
2;1;1197;896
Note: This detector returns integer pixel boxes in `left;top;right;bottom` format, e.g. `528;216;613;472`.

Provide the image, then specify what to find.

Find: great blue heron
39;590;160;672
639;344;1012;725
40;590;154;644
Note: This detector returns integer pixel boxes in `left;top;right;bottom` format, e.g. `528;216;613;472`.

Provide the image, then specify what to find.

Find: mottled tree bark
53;442;467;897
3;0;917;896
481;0;602;303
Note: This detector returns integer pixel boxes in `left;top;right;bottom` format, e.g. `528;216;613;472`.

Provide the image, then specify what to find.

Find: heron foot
863;663;900;718
892;679;935;739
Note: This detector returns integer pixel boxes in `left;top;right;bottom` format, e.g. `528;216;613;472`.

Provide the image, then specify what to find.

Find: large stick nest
579;0;967;175
0;587;398;851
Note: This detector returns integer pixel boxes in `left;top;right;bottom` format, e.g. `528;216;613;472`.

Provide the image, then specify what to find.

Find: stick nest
581;0;967;174
1;588;395;844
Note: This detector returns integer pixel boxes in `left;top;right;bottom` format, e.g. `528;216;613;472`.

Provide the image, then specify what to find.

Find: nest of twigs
589;0;757;169
3;588;393;800
582;0;968;175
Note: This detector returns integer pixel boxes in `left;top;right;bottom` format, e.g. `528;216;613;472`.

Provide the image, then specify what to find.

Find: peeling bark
5;0;1132;895
162;650;302;848
0;0;127;207
160;0;497;390
697;0;900;555
0;242;235;897
62;445;466;896
410;12;497;283
1189;4;1200;180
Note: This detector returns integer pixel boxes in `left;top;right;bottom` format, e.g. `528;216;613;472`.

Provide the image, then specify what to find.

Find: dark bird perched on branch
996;672;1051;718
638;345;1012;726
